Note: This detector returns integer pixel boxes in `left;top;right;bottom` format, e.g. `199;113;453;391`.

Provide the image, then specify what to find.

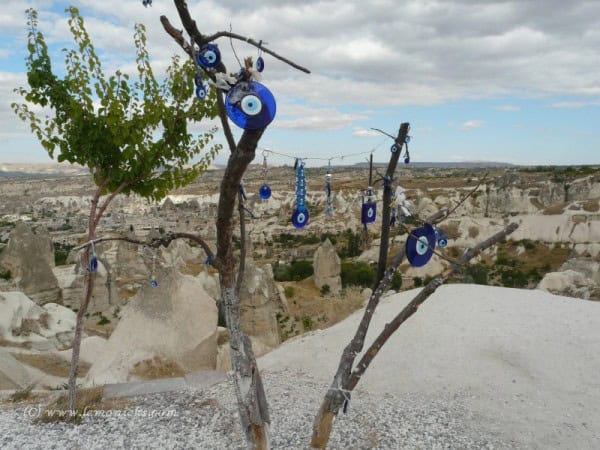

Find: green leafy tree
12;7;220;416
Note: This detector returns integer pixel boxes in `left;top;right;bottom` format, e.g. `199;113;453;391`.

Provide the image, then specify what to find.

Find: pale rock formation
0;222;60;304
0;348;33;390
238;259;283;349
537;270;594;299
313;239;342;295
0;292;76;351
53;260;113;314
197;270;220;300
85;269;218;385
58;335;108;365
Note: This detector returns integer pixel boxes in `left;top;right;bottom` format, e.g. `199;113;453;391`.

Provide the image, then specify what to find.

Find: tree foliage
12;7;221;201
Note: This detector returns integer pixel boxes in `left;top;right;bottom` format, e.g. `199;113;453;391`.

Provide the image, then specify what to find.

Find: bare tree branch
159;15;193;57
217;90;237;152
376;122;410;284
72;232;216;266
94;180;131;228
199;30;311;74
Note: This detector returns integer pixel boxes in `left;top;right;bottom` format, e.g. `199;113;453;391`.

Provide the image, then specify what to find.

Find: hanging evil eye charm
405;135;411;144
225;81;276;130
196;84;208;100
150;278;159;288
142;0;152;7
292;206;310;229
437;229;449;248
391;144;399;153
256;56;265;73
88;255;98;273
259;183;272;200
404;156;410;164
406;223;436;267
361;202;377;225
196;44;221;69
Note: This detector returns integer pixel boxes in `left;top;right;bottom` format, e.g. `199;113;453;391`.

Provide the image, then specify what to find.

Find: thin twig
72;232;216;267
200;31;310;74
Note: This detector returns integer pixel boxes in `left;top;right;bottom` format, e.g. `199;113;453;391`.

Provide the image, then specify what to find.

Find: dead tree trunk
161;2;308;447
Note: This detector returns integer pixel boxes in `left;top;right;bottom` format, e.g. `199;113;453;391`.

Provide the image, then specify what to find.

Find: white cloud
274;104;368;130
461;120;485;130
496;105;520;111
549;100;600;108
352;127;380;138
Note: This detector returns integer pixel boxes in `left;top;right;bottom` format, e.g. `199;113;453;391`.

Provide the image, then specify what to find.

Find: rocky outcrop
58;335;108;366
313;239;342;295
0;348;32;390
537;270;594;299
85;269;218;385
0;291;76;351
238;260;283;349
53;258;114;314
0;222;60;304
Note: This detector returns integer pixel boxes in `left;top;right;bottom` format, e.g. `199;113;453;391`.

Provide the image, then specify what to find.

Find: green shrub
464;263;489;285
339;229;362;258
53;243;74;266
390;271;403;290
413;276;423;287
320;284;330;296
302;315;314;331
341;261;375;288
97;315;110;326
0;267;11;280
273;260;314;282
284;286;295;298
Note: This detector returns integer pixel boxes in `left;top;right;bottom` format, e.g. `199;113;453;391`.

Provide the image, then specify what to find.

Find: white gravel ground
2;285;598;449
1;368;508;449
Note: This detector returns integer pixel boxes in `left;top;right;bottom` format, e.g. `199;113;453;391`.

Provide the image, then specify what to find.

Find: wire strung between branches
257;137;388;164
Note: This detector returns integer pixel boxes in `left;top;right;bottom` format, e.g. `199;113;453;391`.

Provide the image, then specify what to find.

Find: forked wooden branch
311;221;519;448
348;221;519;389
165;1;310;74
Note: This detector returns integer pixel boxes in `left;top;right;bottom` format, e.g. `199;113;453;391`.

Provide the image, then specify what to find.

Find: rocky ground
0;368;506;450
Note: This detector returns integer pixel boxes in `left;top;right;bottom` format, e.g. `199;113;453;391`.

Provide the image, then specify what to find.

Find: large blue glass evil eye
259;184;271;199
150;278;159;288
292;207;309;228
225;81;276;130
196;44;221;68
406;223;436;267
391;144;399;153
256;56;265;72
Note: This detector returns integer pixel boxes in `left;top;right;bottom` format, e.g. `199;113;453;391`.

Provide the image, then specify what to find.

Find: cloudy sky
1;0;599;166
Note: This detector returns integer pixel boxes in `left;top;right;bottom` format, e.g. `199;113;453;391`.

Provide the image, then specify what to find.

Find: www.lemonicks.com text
24;406;178;419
